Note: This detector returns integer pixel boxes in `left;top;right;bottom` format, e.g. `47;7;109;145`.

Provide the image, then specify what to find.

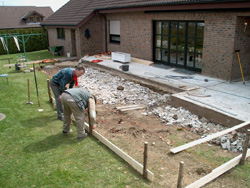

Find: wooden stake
240;129;250;165
177;161;184;188
143;142;148;179
26;79;33;104
47;79;52;103
8;58;11;69
88;111;93;136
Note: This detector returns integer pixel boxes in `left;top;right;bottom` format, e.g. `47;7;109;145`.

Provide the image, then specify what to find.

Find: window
154;21;204;71
29;17;34;23
110;21;120;43
57;28;65;40
36;17;41;23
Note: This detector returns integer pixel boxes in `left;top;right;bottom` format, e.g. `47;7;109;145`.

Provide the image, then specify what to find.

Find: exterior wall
46;27;73;56
105;11;250;81
78;15;105;57
232;16;250;81
46;15;106;58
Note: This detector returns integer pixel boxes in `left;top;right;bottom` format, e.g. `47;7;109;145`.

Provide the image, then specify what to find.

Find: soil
41;64;249;188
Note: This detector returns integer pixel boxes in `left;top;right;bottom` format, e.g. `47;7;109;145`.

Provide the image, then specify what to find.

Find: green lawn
0;50;153;188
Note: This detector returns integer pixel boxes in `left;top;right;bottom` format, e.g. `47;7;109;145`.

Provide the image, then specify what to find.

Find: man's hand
58;95;62;102
92;124;97;129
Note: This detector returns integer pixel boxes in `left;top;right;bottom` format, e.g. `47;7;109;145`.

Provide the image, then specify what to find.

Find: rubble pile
79;68;170;106
78;67;248;152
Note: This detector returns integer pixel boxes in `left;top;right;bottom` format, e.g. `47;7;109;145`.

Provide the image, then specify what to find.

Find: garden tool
235;50;245;85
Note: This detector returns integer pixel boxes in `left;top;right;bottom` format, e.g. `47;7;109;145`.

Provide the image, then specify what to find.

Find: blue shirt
52;68;75;93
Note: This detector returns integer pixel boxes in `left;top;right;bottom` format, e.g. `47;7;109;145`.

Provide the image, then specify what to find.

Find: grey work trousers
61;92;86;137
49;79;63;119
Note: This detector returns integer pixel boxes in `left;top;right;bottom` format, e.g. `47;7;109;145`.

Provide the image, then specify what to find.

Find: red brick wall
105;11;250;81
46;10;250;80
46;27;73;56
79;15;105;57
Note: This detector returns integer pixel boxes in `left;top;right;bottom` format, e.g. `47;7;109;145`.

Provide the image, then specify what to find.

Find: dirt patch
42;64;248;188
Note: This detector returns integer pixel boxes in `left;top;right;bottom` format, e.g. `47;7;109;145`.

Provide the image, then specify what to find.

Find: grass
0;50;153;188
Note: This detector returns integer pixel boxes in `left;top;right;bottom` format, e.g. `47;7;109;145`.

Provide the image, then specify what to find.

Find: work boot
62;129;73;135
58;116;64;121
77;133;88;141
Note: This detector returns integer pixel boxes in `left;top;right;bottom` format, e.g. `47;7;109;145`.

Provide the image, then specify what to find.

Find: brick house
0;6;53;29
41;0;250;81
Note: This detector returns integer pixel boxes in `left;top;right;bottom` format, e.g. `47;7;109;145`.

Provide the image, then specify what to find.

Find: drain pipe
96;10;107;53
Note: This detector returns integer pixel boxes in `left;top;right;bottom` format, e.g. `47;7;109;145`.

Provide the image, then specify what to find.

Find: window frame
29;16;34;23
57;28;65;40
109;20;120;44
153;20;204;72
36;17;41;23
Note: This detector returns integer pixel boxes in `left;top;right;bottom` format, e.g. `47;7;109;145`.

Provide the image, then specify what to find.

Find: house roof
0;6;53;29
22;11;45;19
41;0;250;28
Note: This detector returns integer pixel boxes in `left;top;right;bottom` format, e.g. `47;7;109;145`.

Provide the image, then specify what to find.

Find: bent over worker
49;66;85;121
61;88;96;140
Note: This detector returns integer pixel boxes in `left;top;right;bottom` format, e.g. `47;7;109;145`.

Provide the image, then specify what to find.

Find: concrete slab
79;56;250;127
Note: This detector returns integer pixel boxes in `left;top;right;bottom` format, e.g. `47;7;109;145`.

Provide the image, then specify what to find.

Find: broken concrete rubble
78;67;249;152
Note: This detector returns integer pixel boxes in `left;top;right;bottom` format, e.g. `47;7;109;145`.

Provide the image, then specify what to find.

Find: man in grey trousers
60;88;96;140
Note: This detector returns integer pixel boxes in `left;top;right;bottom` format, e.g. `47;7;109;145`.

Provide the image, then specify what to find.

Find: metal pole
33;63;40;107
22;35;27;62
177;161;184;188
240;129;250;165
143;142;148;179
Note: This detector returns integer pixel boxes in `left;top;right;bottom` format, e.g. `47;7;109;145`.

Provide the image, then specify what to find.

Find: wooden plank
84;122;154;181
131;57;154;66
185;149;250;188
100;55;111;60
120;106;146;112
170;120;250;154
116;105;141;110
3;60;42;67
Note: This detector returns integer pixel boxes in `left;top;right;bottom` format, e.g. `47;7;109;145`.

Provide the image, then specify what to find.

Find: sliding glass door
153;21;204;71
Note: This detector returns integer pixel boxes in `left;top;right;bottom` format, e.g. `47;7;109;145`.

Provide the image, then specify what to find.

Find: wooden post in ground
143;142;148;179
240;129;250;165
177;161;184;188
47;79;52;103
88;111;93;136
26;79;33;104
8;58;11;69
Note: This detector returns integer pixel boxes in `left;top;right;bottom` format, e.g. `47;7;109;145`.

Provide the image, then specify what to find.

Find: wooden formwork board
170;120;250;154
84;122;154;181
185;149;250;188
116;105;146;112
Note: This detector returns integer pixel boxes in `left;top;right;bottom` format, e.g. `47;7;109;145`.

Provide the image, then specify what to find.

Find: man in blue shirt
49;66;85;121
61;88;96;140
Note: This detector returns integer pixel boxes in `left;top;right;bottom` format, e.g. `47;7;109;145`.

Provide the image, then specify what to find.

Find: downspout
95;10;107;53
41;25;50;48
